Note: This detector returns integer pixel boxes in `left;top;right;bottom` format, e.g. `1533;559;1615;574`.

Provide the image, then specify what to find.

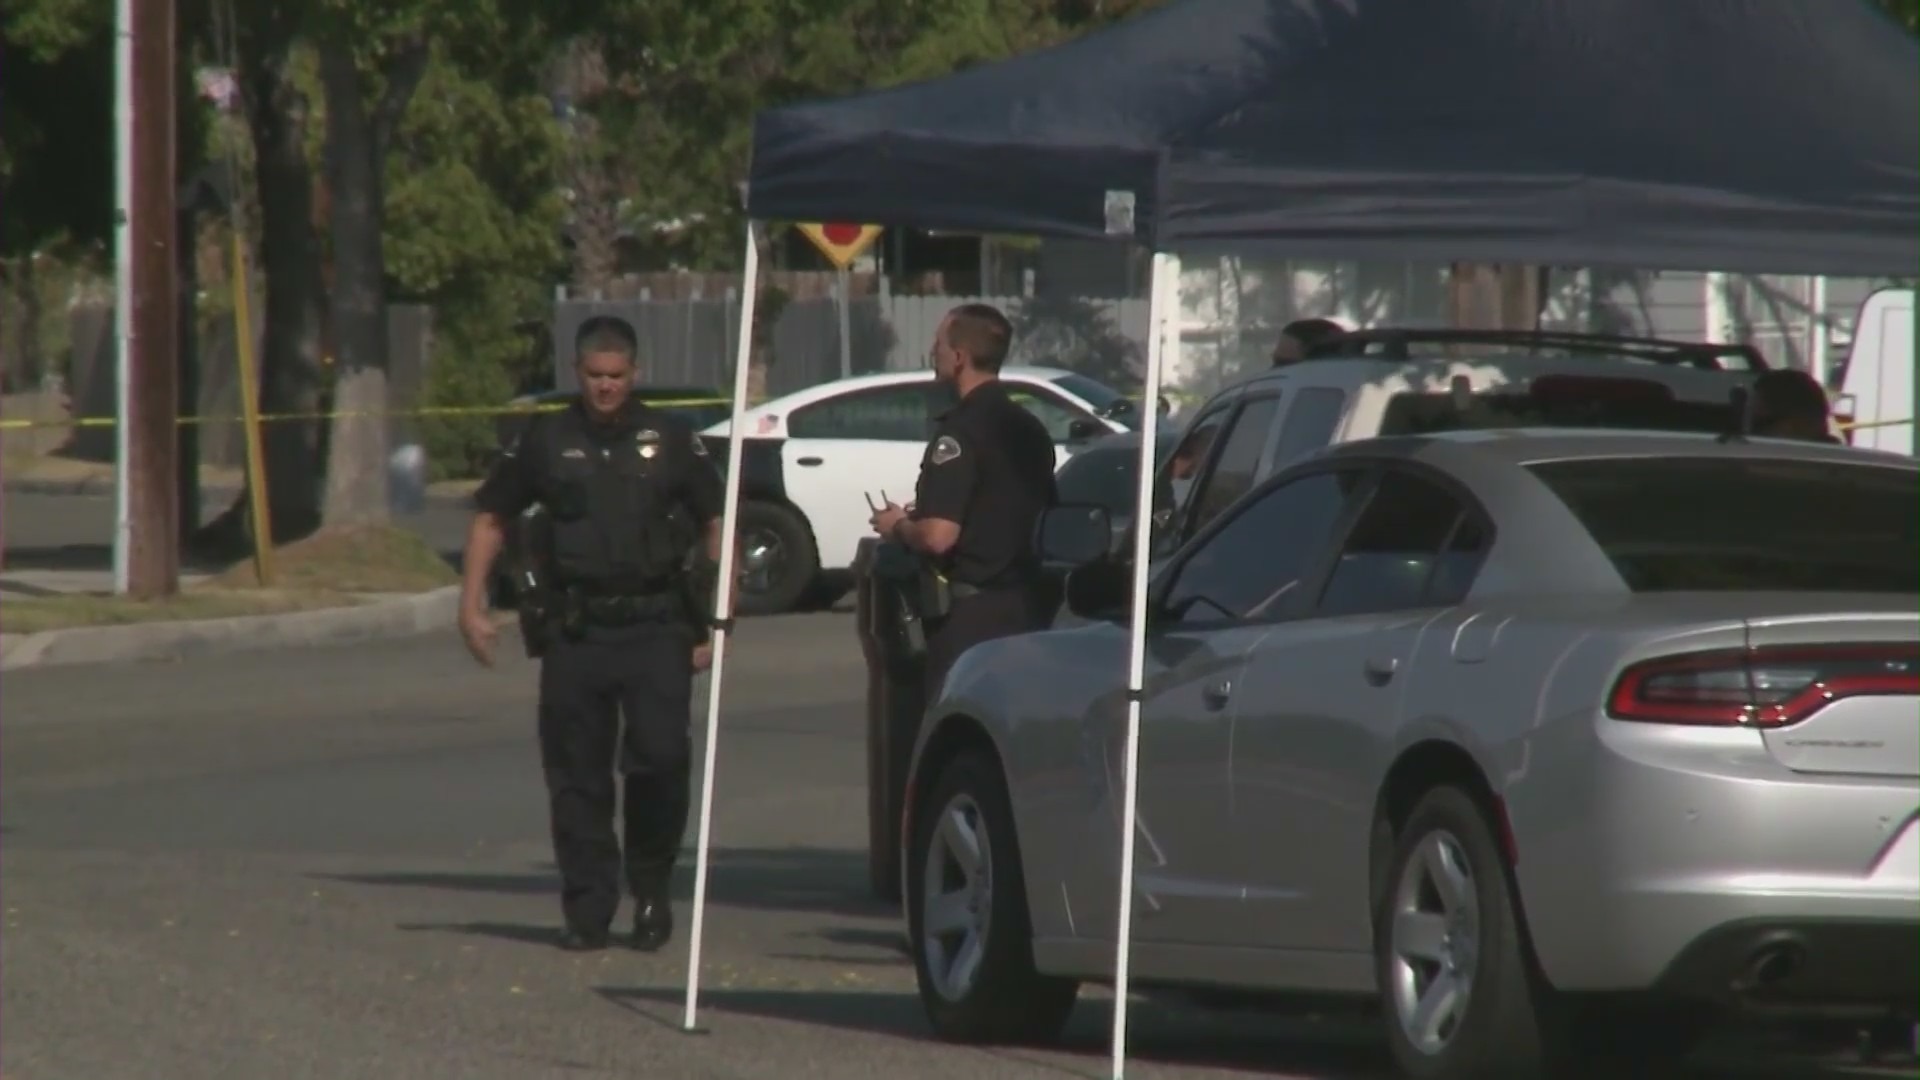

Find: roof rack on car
1303;328;1769;372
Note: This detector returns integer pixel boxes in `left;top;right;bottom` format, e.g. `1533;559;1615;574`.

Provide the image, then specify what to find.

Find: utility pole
116;0;181;598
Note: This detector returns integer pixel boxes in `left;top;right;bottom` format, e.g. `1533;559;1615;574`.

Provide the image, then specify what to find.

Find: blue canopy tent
682;2;1920;1074
747;0;1919;276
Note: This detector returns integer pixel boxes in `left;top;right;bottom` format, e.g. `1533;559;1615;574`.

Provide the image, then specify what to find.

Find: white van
1831;287;1914;457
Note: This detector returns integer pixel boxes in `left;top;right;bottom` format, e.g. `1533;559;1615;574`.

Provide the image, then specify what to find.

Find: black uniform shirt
910;380;1058;588
475;396;723;584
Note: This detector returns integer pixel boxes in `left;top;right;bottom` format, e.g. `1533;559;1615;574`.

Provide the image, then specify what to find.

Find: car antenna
1718;385;1754;443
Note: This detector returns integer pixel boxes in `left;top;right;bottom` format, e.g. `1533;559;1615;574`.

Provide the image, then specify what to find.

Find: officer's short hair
1273;317;1346;365
945;303;1014;373
575;315;639;363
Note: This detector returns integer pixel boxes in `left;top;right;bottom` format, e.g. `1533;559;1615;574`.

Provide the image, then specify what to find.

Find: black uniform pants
536;624;695;933
924;584;1046;705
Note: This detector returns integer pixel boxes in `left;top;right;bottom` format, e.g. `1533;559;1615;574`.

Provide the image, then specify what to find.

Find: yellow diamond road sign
796;223;884;270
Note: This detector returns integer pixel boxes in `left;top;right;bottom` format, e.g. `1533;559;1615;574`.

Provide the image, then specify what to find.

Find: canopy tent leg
682;220;764;1034
1109;249;1176;1080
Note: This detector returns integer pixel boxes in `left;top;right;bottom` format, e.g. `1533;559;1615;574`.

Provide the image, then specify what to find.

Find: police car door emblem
930;435;962;465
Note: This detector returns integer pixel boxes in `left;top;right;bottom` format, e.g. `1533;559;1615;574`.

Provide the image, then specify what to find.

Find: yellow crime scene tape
1;397;1906;433
0;397;733;431
1838;416;1916;432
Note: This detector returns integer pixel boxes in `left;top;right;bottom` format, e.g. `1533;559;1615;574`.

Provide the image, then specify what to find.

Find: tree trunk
559;40;619;292
1446;263;1541;331
192;24;330;559
315;41;428;525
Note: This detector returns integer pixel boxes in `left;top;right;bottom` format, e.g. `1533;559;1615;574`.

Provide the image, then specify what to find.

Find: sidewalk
0;558;459;673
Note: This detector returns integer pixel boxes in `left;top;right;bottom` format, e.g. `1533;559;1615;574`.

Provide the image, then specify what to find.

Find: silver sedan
898;428;1920;1079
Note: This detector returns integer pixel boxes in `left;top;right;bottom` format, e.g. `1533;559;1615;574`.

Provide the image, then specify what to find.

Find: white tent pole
682;220;763;1033
1109;249;1173;1080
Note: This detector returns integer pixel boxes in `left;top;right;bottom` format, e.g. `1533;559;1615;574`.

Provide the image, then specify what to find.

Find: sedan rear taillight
1607;644;1920;728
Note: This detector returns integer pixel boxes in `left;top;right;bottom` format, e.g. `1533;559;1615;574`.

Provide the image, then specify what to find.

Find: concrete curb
0;586;461;672
4;475;133;497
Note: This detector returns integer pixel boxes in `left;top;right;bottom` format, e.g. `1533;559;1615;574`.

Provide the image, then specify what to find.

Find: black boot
630;882;674;952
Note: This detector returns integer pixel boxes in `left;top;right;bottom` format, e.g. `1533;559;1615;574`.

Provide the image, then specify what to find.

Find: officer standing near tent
867;303;1059;699
456;314;726;954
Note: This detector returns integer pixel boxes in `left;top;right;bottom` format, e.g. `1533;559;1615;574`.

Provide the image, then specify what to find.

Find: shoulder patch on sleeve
930;435;963;465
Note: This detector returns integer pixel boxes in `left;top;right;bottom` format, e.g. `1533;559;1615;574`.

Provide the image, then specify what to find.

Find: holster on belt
516;566;555;659
869;540;930;662
557;584;681;640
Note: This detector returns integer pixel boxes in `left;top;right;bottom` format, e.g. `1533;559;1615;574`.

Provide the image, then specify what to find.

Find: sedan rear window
1526;457;1920;593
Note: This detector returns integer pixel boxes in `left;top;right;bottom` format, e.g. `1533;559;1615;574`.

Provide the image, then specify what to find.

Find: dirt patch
215;523;458;593
3;587;364;635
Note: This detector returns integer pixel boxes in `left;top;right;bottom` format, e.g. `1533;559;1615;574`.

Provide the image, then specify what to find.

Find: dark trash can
853;537;929;905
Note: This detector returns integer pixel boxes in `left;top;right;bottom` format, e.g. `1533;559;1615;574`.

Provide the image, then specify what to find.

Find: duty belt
560;583;680;627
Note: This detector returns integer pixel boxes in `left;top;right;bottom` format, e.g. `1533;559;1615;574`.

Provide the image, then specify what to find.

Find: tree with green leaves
385;50;568;477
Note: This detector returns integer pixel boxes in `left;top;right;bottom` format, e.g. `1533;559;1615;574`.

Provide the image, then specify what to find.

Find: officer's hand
869;500;908;538
691;640;715;673
459;606;498;667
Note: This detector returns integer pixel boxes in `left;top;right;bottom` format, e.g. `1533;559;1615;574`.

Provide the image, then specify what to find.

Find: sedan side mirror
1067;418;1103;443
1037;504;1113;568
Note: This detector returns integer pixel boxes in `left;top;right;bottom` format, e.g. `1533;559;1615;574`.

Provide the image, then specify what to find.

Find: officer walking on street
867;303;1058;699
457;314;727;954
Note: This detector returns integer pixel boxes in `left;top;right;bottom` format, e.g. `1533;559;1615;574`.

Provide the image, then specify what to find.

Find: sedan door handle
796;456;824;466
1201;679;1234;711
1363;656;1399;687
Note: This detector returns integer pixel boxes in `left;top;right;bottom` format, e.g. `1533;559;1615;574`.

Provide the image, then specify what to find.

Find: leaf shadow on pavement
312;846;894;921
593;986;1097;1079
394;920;564;948
596;985;1398;1079
763;925;913;968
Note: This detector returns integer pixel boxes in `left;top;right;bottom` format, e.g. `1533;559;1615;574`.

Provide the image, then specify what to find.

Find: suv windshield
1057;446;1143;515
1527;457;1920;593
1380;376;1737;437
1055;436;1182;517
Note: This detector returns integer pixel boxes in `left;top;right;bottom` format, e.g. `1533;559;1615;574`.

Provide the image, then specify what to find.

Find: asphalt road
2;610;1909;1079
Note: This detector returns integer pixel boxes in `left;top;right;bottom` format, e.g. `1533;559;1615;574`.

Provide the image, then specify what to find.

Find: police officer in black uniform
867;303;1058;697
457;315;725;954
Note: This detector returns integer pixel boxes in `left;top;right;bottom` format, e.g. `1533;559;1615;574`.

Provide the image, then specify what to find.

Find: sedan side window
1160;468;1363;626
787;385;935;440
1314;470;1491;617
1005;385;1098;443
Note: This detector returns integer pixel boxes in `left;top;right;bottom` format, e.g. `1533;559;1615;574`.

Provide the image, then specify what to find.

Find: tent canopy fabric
746;0;1920;277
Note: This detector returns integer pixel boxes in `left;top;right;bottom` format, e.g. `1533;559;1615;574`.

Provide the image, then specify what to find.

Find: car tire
1374;785;1551;1080
733;500;817;616
907;749;1077;1045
